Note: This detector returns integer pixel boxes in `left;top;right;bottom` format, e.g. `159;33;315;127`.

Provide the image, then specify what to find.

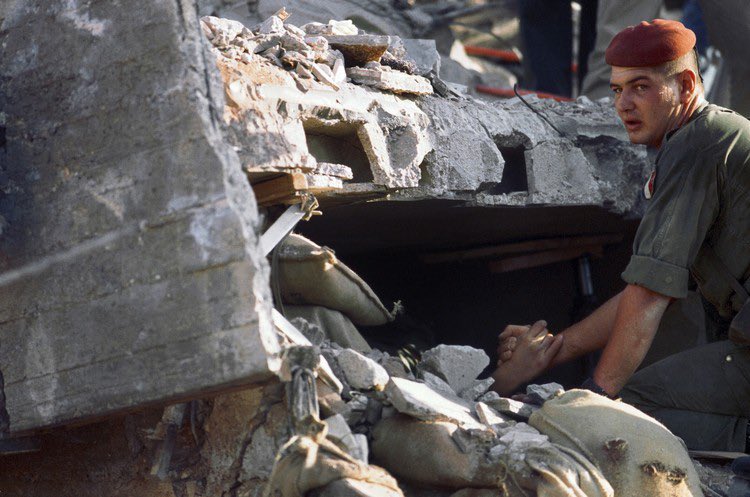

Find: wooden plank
422;233;623;264
252;173;309;206
488;245;603;273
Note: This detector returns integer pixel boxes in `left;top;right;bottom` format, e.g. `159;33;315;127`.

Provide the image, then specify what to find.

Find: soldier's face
609;66;681;148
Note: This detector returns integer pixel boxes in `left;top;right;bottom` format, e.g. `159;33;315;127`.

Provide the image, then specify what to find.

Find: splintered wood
251;172;343;206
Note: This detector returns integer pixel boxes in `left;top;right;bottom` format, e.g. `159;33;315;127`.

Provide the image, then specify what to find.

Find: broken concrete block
346;67;433;95
420;345;489;394
305;35;329;52
384;377;483;429
317;379;348;418
459;377;495;402
351;433;369;463
484;398;538;420
526;382;564;404
478;391;501;403
201;16;246;46
325;35;391;66
259;15;285;34
342;394;369;426
332;57;346;84
327;19;358;36
280;32;310;53
421;371;457;397
401;38;441;76
336;349;389;391
324;413;368;461
314;162;354;180
450;426;497;454
325;413;353;440
474;402;512;427
311;62;340;90
284;23;306;38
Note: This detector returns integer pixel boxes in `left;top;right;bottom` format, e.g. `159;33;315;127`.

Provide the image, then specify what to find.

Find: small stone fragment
311;63;341;90
327;19;358;36
385;377;483;429
478;391;501;403
301;22;327;35
351;433;368;463
483;397;538;420
332;57;346;84
325;35;390;66
259;15;284;35
420;345;489;394
317;379;347;418
285;23;306;38
336;349;389;390
421;371;457;398
280;32;309;53
305;36;329;53
474;402;512;427
346;67;433;95
526;383;564;404
459;377;495;402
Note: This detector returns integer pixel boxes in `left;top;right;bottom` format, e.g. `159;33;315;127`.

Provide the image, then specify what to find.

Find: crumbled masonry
202;13;652;210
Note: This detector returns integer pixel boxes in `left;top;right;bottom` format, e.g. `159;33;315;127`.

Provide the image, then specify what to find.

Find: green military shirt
622;103;750;318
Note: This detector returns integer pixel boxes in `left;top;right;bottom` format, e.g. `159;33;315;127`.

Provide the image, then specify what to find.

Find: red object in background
475;85;573;102
464;45;522;63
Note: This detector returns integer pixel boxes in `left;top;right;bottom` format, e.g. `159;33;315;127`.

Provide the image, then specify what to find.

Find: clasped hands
490;320;564;396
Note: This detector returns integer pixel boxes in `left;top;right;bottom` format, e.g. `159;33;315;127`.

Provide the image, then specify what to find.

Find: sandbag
277;234;395;326
371;415;506;489
265;433;403;497
285;305;372;353
529;389;704;497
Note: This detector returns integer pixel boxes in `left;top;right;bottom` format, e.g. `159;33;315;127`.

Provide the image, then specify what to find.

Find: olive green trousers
620;340;750;452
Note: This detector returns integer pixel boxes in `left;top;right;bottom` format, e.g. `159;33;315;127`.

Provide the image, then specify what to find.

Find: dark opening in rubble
488;145;528;194
303;120;374;183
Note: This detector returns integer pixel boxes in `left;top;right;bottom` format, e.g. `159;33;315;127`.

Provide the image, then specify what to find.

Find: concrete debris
421;371;459;398
459;378;495;402
342;393;370;427
526;382;565;404
325;35;391;67
335;349;390;391
490;425;551;467
401;39;441;77
259;15;284;34
314;162;354;180
477;391;501;403
420;345;490;395
347;67;433;95
450;426;497;454
483;397;539;420
385;377;484;430
474;402;512;428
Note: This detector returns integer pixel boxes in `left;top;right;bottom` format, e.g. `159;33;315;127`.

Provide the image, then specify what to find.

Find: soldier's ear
677;69;697;104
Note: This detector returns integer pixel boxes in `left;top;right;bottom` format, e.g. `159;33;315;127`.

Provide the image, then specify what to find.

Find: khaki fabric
372;415;612;497
264;433;402;497
371;415;505;489
278;234;394;326
285;305;372;353
621;104;750;317
529;390;704;497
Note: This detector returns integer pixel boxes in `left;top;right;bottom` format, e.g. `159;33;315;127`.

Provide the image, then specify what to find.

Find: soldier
492;19;750;452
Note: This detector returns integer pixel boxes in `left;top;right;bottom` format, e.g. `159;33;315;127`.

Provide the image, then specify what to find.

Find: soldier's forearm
550;291;623;367
593;284;670;395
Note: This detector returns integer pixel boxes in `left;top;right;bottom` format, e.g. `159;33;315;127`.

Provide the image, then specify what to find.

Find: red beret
605;19;696;67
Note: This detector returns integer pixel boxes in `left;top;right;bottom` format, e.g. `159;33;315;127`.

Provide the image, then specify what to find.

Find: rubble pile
201;11;652;212
201;12;432;96
285;324;584;496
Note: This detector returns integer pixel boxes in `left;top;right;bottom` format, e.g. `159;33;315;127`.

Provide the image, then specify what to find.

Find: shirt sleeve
621;129;720;298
